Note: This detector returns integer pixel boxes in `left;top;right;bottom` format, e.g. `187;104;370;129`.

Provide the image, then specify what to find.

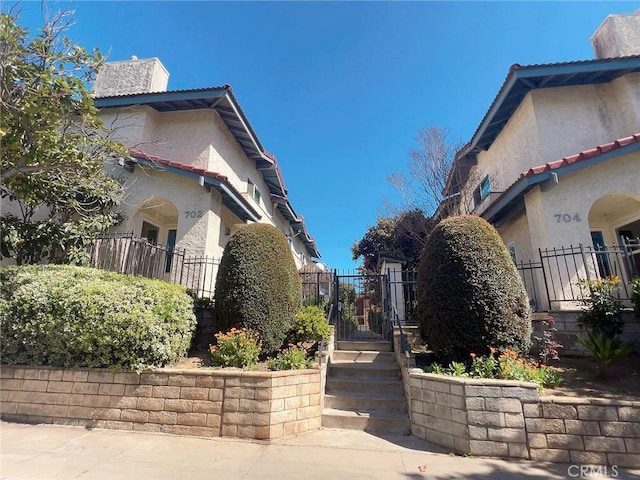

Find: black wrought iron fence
517;239;639;311
88;233;220;299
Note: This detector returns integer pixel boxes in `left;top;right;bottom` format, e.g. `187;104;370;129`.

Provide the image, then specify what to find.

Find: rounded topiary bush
214;223;302;353
417;215;531;362
0;265;196;370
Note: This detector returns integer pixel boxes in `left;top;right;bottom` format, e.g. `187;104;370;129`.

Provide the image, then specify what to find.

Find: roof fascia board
466;71;519;156
516;57;640;79
217;182;261;222
218;94;264;157
94;88;227;108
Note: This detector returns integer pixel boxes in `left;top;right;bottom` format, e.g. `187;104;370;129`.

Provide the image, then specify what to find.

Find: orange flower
489;347;496;355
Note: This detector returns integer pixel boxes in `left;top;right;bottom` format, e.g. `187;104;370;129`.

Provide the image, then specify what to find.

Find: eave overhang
444;56;640;200
271;194;321;259
468;56;640;156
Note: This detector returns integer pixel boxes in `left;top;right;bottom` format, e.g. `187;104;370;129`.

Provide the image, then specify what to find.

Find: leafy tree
352;209;433;271
0;8;124;264
387;126;462;217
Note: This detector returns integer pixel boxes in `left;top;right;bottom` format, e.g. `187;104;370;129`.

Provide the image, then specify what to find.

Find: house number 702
555;214;581;223
184;210;204;218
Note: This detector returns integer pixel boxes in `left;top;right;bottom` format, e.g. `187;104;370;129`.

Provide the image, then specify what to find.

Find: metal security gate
333;272;392;342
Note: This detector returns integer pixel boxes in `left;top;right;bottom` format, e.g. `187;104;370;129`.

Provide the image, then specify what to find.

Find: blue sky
12;1;640;269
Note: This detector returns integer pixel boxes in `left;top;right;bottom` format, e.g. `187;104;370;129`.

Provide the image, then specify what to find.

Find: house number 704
555;214;581;223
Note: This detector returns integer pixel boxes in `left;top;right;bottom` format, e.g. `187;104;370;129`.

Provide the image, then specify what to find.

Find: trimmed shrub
417;215;531;362
214;223;302;353
0;265;196;371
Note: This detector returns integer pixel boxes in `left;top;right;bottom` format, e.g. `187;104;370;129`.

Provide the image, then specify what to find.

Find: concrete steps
322;341;410;435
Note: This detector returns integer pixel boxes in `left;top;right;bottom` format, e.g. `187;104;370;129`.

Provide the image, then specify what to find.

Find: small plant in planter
210;328;262;369
532;315;563;365
423;347;562;391
577;277;624;339
268;344;312;371
576;277;635;374
287;305;331;346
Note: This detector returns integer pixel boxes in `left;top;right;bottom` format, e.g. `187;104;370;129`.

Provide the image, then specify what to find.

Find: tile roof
129;148;228;182
128;148;320;258
481;132;640;225
521;133;640;178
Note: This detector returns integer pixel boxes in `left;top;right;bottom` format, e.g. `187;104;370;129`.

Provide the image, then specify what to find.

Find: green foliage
0;265;196;371
577;332;635;367
368;309;385;335
267;345;312;371
424;349;562;390
352;209;433;271
288;306;331;345
0;11;125;264
209;328;262;369
417;215;532;362
214;223;302;353
631;277;640;319
577;277;624;339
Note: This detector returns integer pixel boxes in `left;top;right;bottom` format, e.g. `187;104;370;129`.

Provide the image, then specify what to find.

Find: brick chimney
93;56;169;97
591;10;640;59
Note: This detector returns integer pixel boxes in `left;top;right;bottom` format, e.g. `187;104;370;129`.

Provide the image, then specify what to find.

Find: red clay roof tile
522;133;640;178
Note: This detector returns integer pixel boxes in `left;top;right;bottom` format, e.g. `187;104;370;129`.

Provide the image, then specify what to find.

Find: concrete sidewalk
1;422;638;479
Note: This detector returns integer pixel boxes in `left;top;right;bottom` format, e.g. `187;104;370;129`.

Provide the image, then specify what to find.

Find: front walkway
3;421;633;479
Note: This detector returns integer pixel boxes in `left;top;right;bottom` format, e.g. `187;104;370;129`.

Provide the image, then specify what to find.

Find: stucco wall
466;95;542;212
529;150;640;251
532;83;637;164
101;105;313;268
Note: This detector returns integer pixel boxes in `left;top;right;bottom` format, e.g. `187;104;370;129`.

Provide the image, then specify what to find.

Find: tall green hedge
0;265;196;370
417;215;531;362
214;223;302;353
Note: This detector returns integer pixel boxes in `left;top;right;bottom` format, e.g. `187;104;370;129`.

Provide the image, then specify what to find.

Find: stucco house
89;57;319;292
440;11;640;313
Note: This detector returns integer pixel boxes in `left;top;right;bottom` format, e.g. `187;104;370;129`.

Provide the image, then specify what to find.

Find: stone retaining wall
525;396;640;467
0;366;321;440
408;370;640;468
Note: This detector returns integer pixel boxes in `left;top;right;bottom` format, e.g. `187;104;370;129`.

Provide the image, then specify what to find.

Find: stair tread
322;408;409;419
324;392;405;400
327;377;402;384
330;362;398;368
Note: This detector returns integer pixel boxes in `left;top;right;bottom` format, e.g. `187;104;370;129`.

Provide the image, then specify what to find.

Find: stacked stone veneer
0;366;321;440
408;371;640;468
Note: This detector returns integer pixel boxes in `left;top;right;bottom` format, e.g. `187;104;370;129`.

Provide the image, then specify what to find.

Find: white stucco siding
99;107;150;148
473;95;542;200
608;74;640;135
521;151;640;252
532;82;638;164
498;211;533;263
107;163;222;258
141;109;218;170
